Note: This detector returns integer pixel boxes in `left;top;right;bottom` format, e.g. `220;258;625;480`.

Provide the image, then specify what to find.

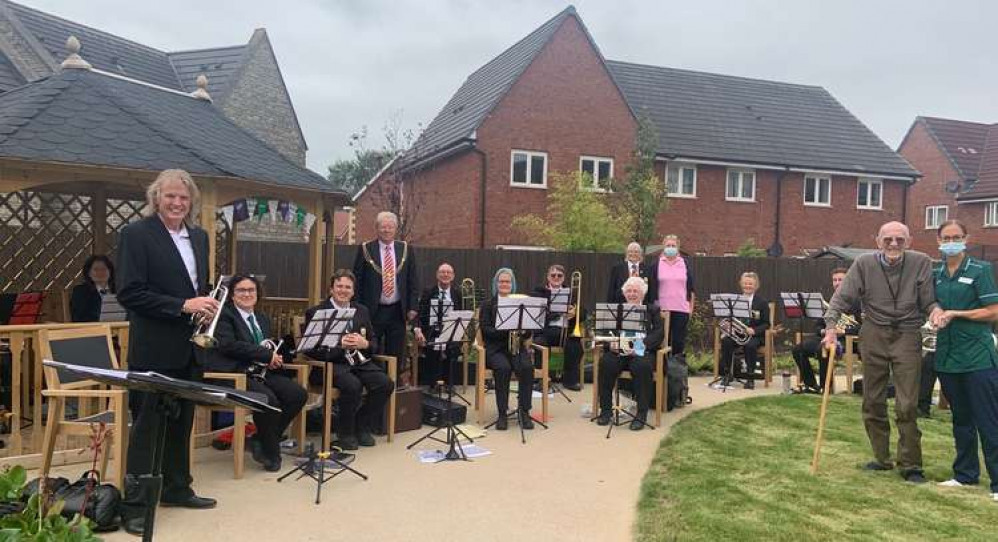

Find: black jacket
303;300;376;365
741;296;771;336
208;305;274;373
607;260;656;306
417;285;465;337
116;216;208;371
352;240;419;316
70;283;112;323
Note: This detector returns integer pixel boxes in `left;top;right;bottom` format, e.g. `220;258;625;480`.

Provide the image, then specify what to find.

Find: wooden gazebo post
307;198;324;306
198;178;217;284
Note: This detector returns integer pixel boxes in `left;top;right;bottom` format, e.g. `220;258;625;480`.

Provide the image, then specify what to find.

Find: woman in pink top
649;235;695;356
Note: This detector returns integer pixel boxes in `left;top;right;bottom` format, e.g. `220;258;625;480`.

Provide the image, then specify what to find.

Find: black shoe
160;494;217;509
902;470;927;484
744;379;755;390
720;377;731;387
863;460;894;471
263;457;282;472
630;411;648;431
521;412;535;430
249;436;266;467
563;382;582;392
495;413;508;431
333;435;359;451
123;516;144;536
596;411;612;426
357;431;376;447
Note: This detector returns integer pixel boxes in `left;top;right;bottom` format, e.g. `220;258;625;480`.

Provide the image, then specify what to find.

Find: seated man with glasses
531;264;583;391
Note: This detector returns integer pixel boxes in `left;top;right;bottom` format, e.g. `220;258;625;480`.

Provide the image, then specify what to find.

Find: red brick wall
900;121;960;249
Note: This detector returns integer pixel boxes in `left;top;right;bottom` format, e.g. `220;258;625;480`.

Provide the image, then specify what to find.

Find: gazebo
0;37;348;461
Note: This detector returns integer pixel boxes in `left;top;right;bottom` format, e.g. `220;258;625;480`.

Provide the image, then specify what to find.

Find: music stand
543;287;574;402
780;292;825;392
708;294;752;392
406;309;475;461
427;296;468;405
590;303;651;438
486;296;548;444
98;294;127;322
43;360;277;542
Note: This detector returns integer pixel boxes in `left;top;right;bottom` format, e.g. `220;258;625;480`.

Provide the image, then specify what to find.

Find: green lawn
637;395;996;542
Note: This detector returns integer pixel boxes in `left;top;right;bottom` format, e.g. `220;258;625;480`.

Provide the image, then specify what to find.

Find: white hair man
607;241;651;304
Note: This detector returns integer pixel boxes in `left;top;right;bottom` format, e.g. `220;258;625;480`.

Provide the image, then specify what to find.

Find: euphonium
719;318;752;345
191;276;230;348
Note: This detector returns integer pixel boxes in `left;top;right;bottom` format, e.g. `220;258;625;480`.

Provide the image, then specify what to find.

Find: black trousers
919;352;936;415
938;368;998;492
332;362;394;437
419;344;462;386
598;351;653;414
372;302;407;376
247;372;307;460
720;336;761;378
533;326;582;387
121;362;199;519
486;348;534;413
793;336;828;390
668;311;690;356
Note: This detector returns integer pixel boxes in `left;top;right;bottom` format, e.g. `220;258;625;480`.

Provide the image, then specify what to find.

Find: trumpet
345;327;369;366
921;321;937;353
719;318;752;345
248;338;283;381
191;276;230;348
592;333;636;354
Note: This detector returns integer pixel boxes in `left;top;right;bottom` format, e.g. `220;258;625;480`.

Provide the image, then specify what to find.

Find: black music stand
545;287;574;402
407;309;475;461
590;302;652;438
780;292;825;392
708;294;752;392
486;296;548;444
278;441;366;504
426;296;469;405
42;360;278;542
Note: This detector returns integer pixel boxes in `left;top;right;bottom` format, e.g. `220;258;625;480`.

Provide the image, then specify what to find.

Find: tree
512;171;630;251
736;238;767;258
326;147;393;197
617;117;668;247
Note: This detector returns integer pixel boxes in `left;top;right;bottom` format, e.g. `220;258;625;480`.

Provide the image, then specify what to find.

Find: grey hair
375;211;399;228
143;169;200;226
663;234;680;246
621;276;649;297
626;242;642;253
740;271;760;286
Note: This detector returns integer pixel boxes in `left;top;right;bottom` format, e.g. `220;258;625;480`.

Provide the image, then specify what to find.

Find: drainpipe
901;179;909;224
767;168;789;257
472;147;487;248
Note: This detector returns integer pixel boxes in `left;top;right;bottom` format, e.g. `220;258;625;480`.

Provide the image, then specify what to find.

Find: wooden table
1;322;129;456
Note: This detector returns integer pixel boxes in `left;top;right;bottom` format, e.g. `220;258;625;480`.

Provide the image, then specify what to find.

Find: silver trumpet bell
191;276;230;349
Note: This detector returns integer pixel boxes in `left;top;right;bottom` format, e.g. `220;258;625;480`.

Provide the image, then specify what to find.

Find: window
857;178;883;209
667;163;697;197
580;156;613;192
924;205;948;229
986;202;998;227
511;150;547;188
804;175;831;206
726;169;756;202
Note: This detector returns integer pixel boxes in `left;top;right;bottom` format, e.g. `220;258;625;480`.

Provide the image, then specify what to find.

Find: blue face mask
663;247;679;258
939;241;966;257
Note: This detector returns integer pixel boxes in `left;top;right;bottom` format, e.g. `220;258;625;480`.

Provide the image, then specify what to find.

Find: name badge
958;277;975;285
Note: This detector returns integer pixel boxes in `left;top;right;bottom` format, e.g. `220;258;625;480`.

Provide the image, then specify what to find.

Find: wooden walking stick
810;343;839;474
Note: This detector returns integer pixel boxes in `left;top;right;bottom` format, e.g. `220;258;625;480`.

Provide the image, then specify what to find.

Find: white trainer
937;479;967;488
991;492;997;502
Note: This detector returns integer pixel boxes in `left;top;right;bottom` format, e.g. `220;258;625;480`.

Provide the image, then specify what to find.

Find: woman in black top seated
596;276;664;430
209;275;307;472
70;254;115;322
480;267;535;431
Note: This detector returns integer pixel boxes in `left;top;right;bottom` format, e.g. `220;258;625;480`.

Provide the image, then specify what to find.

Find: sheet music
594;303;646;331
709;294;752;319
299;308;354;350
99;293;127;322
496;296;547;331
432;310;474;344
547;287;570;314
428;297;454;327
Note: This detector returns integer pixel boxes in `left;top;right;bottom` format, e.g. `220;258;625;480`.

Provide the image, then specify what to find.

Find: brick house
899;116;998;253
354;6;919;255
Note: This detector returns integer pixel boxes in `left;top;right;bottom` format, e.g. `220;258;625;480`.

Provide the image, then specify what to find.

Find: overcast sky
25;0;998;174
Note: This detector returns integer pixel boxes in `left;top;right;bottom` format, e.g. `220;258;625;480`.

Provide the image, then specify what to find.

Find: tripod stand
707;295;752;393
277;442;367;504
594;369;656;438
406;375;474;461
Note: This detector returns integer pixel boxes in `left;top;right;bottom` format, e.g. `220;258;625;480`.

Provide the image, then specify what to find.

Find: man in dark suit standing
304;270;394;450
607;242;655;306
352;211;419;385
413;262;465;388
116;169;220;536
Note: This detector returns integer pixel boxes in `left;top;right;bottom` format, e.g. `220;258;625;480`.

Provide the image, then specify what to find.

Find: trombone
461;278;478;342
191;275;230;348
560;270;583;346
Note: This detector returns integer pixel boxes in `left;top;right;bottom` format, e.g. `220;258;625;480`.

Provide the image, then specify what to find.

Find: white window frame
803;174;832;207
579;155;614;192
666;162;698;198
924;205;948;230
985;202;998;228
510;150;548;189
725;169;756;202
857;178;883;210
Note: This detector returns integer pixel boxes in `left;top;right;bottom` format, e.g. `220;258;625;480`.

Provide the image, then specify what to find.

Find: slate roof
405;6;577;164
812;246;877;261
6;0;182;90
917;116;990;180
964;124;998;199
408;6;917;179
0;68;341;195
0;51;26;90
167;45;247;98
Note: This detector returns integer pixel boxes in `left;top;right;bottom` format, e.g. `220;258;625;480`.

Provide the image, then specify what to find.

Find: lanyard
879;257;906;311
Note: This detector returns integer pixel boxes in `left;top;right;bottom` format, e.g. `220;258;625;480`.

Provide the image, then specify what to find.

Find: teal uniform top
933;255;998;373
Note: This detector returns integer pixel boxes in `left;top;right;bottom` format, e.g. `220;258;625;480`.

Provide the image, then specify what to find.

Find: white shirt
378;240;401;305
167;225;198;292
627;261;641;276
235;306;259;340
330;298;351;311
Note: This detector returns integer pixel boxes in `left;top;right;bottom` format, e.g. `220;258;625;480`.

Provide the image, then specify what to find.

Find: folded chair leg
40;398;65;479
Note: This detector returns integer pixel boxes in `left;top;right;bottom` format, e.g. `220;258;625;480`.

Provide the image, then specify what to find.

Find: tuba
719;318;752;345
191;276;230;348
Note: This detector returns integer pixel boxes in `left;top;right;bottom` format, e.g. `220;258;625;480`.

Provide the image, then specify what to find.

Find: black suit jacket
116;215;208;371
607;260;656;306
417;285;465;336
303;300;376;365
741;296;771;336
70;283;112;323
352;240;419;316
208;305;274;373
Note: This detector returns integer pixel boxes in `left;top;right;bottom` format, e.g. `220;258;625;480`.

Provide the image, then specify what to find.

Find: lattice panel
0;191;93;293
215;211;231;278
105;197;145;260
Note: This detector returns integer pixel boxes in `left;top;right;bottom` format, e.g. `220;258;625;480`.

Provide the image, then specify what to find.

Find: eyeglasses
549;273;564;278
234;288;257;295
940;235;965;243
880;236;907;246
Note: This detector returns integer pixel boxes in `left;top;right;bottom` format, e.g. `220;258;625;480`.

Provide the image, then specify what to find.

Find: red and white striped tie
382;244;395;298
